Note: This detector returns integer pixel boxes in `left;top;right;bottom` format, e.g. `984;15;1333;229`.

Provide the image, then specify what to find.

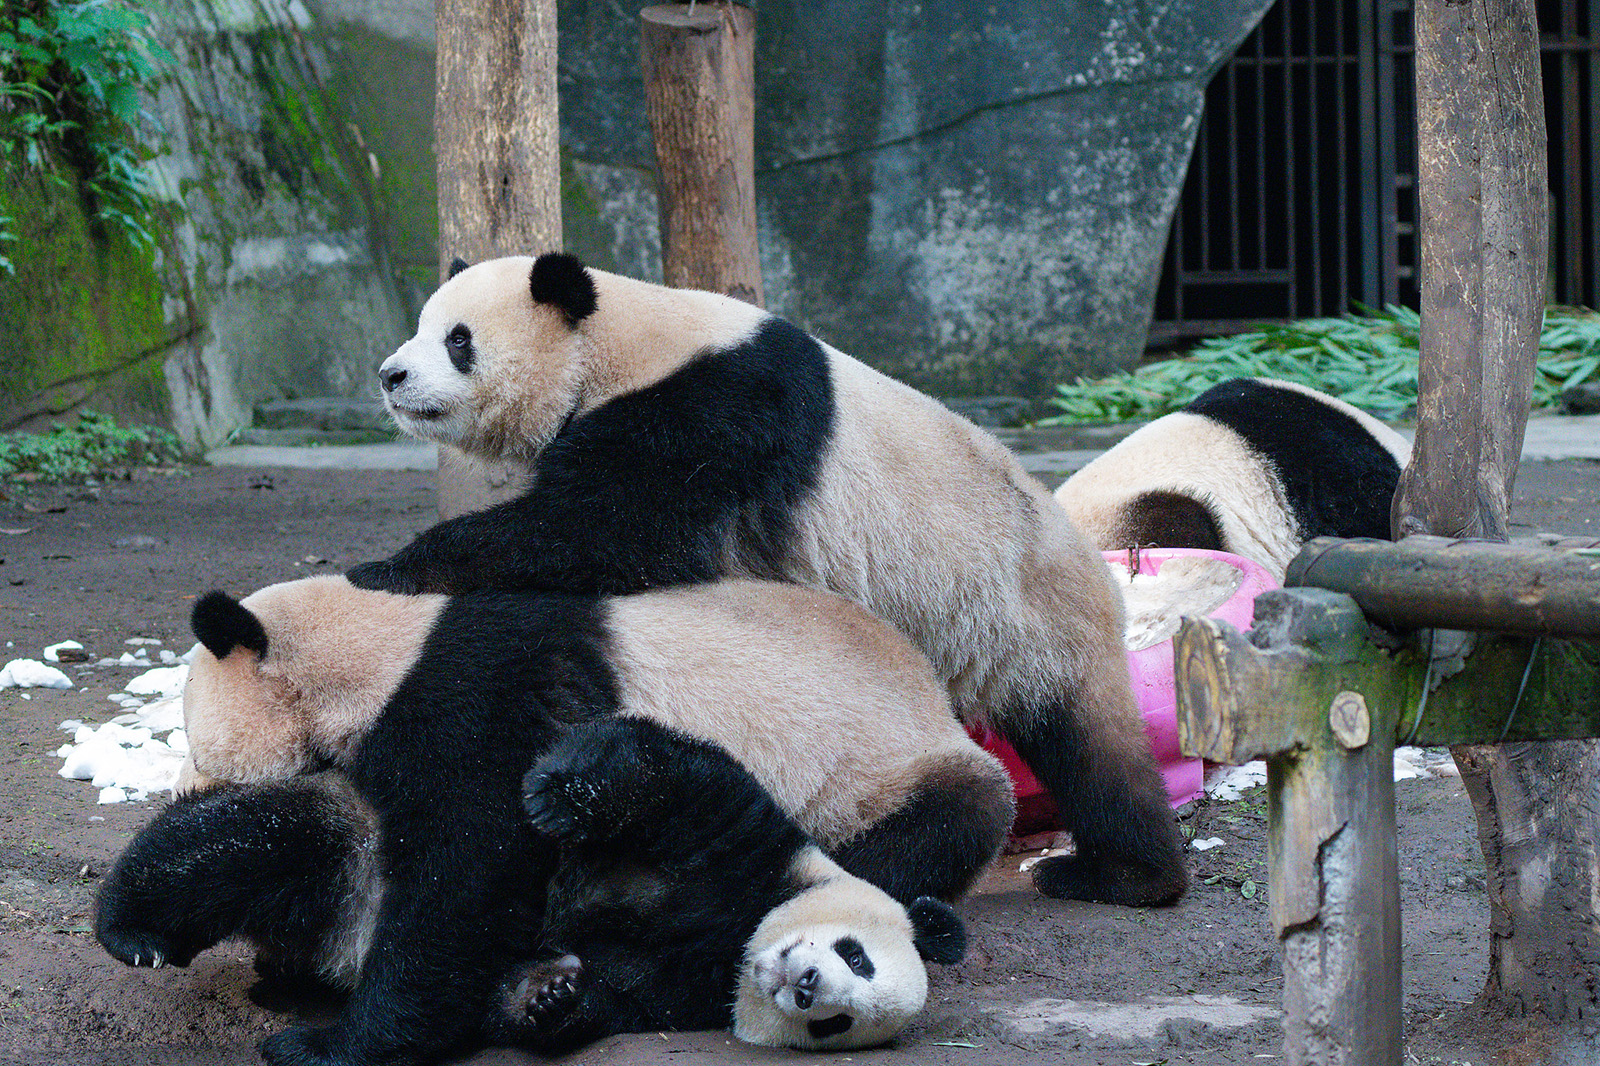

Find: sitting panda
1055;378;1412;581
98;717;966;1062
348;252;1187;908
137;575;1007;1065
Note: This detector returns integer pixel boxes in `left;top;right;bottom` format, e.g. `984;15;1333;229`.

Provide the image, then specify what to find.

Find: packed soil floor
0;455;1596;1066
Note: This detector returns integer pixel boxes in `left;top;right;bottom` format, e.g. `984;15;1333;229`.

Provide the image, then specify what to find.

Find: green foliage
0;409;181;482
0;0;174;273
1042;306;1600;424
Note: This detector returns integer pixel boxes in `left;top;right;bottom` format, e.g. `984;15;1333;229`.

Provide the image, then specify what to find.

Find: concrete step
253;397;391;432
230;427;399;447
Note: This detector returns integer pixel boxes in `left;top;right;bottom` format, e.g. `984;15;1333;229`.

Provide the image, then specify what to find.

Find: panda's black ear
447;256;471;279
191;590;269;661
529;252;597;326
908;897;966;965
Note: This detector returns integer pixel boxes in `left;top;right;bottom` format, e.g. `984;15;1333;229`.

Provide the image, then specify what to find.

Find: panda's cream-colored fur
733;845;928;1050
383;258;1149;791
182;579;444;787
1054;379;1413;579
179;575;1010;856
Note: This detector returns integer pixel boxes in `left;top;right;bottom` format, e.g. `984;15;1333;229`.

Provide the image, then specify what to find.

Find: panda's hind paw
506;954;585;1030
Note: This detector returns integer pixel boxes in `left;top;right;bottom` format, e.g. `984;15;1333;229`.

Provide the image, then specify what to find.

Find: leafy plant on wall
0;0;173;273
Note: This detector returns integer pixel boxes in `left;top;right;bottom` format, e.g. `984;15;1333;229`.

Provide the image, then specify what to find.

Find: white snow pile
1204;747;1462;803
48;640;197;804
0;658;73;689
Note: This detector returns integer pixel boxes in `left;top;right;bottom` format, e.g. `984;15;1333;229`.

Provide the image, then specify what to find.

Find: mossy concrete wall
0;0;413;448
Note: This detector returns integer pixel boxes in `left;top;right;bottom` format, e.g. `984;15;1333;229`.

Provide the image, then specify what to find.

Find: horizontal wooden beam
1175;588;1600;761
1286;535;1600;637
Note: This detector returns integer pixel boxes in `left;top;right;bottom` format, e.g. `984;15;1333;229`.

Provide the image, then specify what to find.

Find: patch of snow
124;664;188;698
1191;836;1226;851
1;659;73;689
1206;748;1464;803
43;640;83;662
56;653;188;802
1205;761;1267;802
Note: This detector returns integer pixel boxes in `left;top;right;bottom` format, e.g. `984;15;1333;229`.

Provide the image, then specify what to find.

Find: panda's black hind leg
1002;700;1188;907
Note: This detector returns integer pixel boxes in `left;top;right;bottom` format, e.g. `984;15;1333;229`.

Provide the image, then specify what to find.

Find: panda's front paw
260;1024;357;1066
345;560;421;595
521;769;587;842
94;915;196;971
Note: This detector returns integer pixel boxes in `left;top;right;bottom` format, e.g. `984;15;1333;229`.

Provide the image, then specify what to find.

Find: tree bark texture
1396;0;1546;542
433;0;560;518
641;3;763;306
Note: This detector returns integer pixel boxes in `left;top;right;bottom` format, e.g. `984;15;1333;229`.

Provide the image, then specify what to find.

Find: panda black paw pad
511;955;585;1029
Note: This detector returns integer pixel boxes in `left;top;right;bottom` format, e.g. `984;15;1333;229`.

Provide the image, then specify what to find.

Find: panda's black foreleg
1000;705;1188;907
829;766;1014;905
95;778;368;975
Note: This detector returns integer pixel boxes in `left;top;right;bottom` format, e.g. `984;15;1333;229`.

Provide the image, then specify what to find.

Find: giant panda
1056;377;1413;580
348;252;1187;908
98;718;966;1062
104;575;997;1066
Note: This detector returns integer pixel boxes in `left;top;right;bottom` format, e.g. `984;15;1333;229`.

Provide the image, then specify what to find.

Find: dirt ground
0;456;1596;1066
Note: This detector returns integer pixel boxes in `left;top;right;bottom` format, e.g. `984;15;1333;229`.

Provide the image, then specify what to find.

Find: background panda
98;717;966;1062
177;575;1014;908
349;252;1187;908
1055;377;1413;580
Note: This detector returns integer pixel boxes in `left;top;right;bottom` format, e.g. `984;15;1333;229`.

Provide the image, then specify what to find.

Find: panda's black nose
380;366;408;392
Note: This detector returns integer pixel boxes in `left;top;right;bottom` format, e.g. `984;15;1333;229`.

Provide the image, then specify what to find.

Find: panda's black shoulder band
191;590;269;660
530;252;597;326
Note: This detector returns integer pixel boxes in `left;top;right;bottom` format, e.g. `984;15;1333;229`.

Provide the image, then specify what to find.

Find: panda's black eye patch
445;324;475;373
832;936;874;979
807;1013;854;1040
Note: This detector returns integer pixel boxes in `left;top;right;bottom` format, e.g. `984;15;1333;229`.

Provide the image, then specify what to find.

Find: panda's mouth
386;399;449;421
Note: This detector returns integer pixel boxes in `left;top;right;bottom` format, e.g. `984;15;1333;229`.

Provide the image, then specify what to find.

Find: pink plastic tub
968;548;1279;834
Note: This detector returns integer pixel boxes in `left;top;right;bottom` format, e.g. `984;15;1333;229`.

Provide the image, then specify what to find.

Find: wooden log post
1179;589;1406;1066
433;0;561;518
1396;0;1600;1025
641;2;763;305
1178;576;1600;1063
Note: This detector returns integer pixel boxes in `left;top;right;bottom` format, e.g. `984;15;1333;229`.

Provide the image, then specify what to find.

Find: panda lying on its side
350;252;1187;910
98;717;965;1061
1056;378;1412;580
106;575;1006;1066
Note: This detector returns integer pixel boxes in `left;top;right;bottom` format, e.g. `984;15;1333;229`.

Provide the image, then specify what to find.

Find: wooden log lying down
1286;534;1600;638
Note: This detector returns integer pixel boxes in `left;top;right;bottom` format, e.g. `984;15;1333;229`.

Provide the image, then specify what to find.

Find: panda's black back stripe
536;315;835;586
1183;379;1402;542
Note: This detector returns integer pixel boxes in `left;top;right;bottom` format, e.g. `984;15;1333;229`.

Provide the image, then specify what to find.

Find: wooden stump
641;3;763;305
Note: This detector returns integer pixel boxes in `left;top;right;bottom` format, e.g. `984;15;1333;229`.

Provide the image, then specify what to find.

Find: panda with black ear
103;575;1006;1066
97;717;966;1061
351;252;1188;908
1055;377;1412;579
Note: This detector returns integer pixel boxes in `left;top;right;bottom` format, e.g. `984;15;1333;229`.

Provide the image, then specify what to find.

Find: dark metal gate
1151;0;1600;343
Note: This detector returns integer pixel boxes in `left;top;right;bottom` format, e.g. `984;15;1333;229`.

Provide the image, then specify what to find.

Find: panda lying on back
111;575;1005;1066
349;252;1187;908
99;717;965;1061
1056;378;1411;579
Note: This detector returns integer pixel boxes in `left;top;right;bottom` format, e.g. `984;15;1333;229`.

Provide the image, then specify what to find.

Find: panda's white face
741;919;928;1050
377;257;587;460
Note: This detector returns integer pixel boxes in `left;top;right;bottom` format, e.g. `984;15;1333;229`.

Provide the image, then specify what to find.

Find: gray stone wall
560;0;1275;397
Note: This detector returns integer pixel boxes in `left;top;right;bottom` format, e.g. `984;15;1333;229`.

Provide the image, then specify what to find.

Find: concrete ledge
205;442;437;470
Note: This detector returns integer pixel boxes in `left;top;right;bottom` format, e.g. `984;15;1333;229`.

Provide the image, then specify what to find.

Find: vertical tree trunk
433;0;560;518
641;3;763;306
1401;0;1600;1024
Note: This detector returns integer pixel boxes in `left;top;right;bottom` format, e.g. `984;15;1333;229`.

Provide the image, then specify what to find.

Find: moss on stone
0;168;178;432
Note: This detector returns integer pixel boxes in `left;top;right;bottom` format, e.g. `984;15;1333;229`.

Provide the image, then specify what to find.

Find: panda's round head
733;852;966;1050
377;254;596;460
180;576;443;790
